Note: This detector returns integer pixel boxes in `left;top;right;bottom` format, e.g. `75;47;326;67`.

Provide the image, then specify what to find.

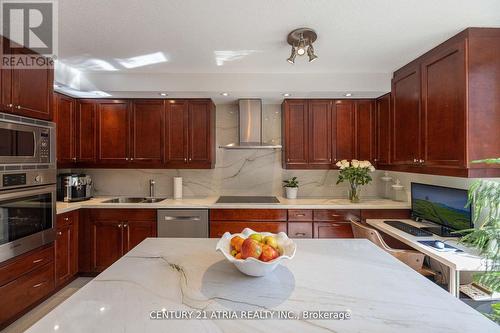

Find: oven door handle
0;185;56;201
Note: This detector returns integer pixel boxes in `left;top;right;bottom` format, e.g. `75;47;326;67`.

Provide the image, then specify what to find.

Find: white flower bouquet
335;159;376;202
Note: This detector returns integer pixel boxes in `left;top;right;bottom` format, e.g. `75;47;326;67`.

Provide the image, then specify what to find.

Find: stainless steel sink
102;197;166;204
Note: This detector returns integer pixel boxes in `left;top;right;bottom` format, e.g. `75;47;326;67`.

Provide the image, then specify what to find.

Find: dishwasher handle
163;216;201;221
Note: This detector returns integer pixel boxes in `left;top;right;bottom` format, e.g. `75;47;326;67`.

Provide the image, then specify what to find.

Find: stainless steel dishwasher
157;210;209;238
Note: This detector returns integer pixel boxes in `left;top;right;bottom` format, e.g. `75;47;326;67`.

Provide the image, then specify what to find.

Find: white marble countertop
56;196;410;214
27;238;498;332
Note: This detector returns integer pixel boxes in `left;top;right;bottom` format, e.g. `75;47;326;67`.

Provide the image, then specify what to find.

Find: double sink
102;197;167;204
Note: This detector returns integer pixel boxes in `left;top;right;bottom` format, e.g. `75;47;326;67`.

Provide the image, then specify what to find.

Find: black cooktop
216;196;280;204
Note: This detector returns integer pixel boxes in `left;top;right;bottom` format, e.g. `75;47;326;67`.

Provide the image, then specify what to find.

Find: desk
366;219;488;297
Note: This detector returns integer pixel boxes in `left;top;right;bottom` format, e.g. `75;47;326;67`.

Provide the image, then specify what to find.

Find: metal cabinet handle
64;217;69;221
32;259;44;264
419;159;424;164
7;104;13;108
295;214;306;217
163;216;201;221
32;282;46;288
118;224;122;228
16;105;21;109
123;224;128;228
331;214;341;217
57;231;62;236
184;158;187;162
295;232;307;236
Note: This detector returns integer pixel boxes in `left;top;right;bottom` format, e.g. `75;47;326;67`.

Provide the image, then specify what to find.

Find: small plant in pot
283;177;299;199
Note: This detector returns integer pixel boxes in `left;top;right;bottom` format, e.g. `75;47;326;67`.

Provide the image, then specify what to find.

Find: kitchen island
26;238;498;332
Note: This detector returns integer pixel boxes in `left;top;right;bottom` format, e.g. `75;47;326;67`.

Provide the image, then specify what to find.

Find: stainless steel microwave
0;113;55;166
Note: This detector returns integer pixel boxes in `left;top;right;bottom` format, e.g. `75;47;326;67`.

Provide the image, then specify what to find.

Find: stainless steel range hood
220;99;282;149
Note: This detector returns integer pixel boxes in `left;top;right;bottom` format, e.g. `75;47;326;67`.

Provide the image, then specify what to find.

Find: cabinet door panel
0;38;12;112
376;93;391;165
55;224;72;286
123;220;156;253
97;101;129;163
165;101;188;165
55;94;76;164
91;221;122;272
288;222;313;238
421;41;466;167
333;100;356;161
188;101;212;165
283;100;308;167
356;100;376;162
308;100;332;166
76;101;97;163
210;221;287;238
131;100;164;163
392;67;421;164
314;222;353;238
11;53;52;120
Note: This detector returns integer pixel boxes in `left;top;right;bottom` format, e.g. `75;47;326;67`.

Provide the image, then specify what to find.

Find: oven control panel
0;169;56;190
39;131;50;162
3;173;27;187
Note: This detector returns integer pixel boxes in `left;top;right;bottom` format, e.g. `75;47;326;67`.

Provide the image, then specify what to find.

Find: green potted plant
283;177;299;199
460;158;500;322
336;159;375;203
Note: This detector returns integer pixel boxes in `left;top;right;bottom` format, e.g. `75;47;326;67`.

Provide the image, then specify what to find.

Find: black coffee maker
57;173;93;202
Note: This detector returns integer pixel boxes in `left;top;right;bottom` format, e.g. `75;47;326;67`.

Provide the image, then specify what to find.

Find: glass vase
348;183;360;203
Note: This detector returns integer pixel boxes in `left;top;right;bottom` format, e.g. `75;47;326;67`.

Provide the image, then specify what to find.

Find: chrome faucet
149;179;155;198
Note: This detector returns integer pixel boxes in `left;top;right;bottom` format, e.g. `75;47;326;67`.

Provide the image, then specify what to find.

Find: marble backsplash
73;103;382;198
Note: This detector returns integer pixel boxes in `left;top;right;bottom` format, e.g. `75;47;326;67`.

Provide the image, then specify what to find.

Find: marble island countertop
57;196;410;214
26;238;498;332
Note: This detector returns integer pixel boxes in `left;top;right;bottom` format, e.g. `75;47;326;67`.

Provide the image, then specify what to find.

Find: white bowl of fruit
215;228;296;277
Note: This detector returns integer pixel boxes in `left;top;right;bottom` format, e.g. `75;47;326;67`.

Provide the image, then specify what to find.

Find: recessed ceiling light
344;93;352;97
282;93;291;97
221;92;229;96
159;92;168;96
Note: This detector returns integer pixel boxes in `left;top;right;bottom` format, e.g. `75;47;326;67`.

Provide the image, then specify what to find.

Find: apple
241;238;262;259
260;244;280;262
263;235;278;249
249;233;263;243
230;236;245;252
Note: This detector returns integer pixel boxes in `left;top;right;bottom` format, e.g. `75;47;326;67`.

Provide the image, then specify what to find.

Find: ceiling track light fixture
286;28;318;64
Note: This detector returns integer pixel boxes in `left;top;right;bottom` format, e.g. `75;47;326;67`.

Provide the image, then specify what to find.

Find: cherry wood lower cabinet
209;209;287;238
80;209;157;273
313;222;354;238
210;221;287;238
288;222;313;239
55;211;79;287
0;244;55;329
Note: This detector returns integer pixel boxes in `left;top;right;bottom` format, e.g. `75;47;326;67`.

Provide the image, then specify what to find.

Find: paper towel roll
173;177;183;199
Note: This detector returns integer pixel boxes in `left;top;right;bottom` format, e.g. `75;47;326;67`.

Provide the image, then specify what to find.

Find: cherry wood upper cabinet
282;100;309;168
130;100;164;164
75;100;97;163
164;99;215;168
355;100;376;163
391;64;421;165
164;100;189;166
54;93;76;166
11;56;53;120
96;100;130;164
188;101;215;168
375;93;391;166
332;100;356;162
0;37;53;120
308;100;332;167
384;28;500;177
421;40;466;168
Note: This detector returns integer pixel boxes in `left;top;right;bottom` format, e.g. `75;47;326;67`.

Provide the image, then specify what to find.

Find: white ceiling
55;0;500;101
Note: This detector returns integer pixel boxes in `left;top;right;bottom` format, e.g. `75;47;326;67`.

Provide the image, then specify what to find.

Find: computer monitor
411;183;473;232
